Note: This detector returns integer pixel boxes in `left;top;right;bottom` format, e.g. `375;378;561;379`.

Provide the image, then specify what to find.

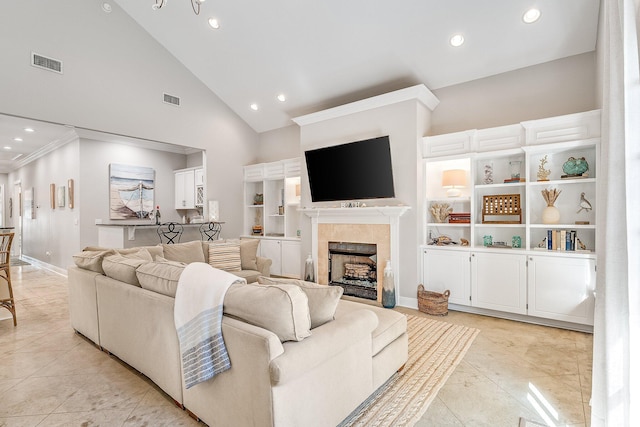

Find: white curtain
592;0;640;426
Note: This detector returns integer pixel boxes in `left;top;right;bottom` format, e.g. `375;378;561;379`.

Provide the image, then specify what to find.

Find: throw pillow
102;249;153;286
162;240;205;264
258;277;344;328
224;282;311;342
208;241;242;272
239;238;259;271
72;249;115;274
118;245;164;260
136;260;186;298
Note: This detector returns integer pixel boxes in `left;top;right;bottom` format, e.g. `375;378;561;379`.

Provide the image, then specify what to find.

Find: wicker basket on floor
417;285;450;316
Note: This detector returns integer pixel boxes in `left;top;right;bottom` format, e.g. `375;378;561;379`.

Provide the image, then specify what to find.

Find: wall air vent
31;52;63;74
163;93;181;106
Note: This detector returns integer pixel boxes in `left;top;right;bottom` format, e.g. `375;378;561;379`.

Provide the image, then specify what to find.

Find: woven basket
417;285;450;316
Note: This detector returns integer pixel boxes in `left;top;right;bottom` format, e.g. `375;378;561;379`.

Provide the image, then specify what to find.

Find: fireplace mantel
301;206;410;223
302;206;410;304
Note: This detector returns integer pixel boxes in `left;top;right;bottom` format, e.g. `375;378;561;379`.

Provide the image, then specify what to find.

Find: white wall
8;139;81;267
429;52;597;134
257;125;301;163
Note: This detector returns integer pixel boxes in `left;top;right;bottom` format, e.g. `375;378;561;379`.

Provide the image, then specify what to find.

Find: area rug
10;258;30;267
339;314;480;427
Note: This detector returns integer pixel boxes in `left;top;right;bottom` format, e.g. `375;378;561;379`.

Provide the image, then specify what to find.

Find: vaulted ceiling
0;1;600;172
113;0;600;133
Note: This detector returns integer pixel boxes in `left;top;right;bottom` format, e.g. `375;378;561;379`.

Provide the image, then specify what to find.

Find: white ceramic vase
542;205;560;224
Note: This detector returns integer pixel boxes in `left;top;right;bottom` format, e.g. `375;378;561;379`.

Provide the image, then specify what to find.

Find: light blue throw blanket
174;262;245;389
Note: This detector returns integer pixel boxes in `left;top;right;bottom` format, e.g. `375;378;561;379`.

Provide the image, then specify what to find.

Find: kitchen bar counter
96;222;224;248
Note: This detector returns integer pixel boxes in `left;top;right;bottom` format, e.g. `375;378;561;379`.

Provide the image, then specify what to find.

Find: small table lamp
442;169;467;197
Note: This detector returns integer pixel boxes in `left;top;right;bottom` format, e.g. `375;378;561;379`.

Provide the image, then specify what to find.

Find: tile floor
0;264;592;426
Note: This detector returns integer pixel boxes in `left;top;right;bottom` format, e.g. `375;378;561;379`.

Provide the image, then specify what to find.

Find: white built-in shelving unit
420;110;600;331
243;158;302;278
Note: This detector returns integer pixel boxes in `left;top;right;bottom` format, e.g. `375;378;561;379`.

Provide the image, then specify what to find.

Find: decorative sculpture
577;192;593;213
562;156;589;177
537;155;551;181
430;203;452;223
537;237;547;248
483;162;494;185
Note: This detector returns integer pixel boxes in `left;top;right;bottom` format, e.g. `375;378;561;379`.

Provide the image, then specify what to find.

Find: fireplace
329;242;377;300
303;206;409;303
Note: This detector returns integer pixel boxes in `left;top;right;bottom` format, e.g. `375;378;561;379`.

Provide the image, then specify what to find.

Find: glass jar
382;260;396;309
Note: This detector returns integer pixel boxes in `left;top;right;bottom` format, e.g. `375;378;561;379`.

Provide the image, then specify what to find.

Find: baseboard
398;297;593;333
20;255;68;277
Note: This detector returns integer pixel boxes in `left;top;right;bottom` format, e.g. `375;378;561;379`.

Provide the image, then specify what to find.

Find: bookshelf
420;110;600;330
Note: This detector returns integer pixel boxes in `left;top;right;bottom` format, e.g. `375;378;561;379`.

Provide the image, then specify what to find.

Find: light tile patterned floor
0;265;592;426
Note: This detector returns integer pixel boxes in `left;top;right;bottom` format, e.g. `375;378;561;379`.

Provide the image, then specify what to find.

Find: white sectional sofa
67;240;408;427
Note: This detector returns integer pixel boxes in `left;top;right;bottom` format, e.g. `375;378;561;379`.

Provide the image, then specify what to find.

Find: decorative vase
509;160;522;179
304;254;315;282
512;235;522;248
382;260;396;309
542;205;561;224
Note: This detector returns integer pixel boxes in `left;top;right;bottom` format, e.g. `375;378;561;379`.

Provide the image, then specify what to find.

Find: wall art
109;163;155;220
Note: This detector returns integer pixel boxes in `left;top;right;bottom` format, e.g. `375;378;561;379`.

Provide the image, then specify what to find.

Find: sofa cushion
73;249;115;274
102;249;153;286
136;261;186;297
118;245;164;260
224;282;311;342
335;300;407;356
162;241;205;264
239;238;259;271
208;241;242;272
258;277;343;328
232;269;261;284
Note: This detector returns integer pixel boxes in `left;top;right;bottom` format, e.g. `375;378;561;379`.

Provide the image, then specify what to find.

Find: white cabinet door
194;168;204;186
422;249;470;306
471;251;527;314
174;170;196;209
527;256;595;325
281;240;301;278
260;239;282;276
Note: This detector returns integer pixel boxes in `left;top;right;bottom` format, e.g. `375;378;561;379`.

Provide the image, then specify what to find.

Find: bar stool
157;222;183;244
199;222;222;241
0;232;16;326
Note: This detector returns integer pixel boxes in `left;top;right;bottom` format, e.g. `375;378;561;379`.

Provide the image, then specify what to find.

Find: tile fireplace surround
303;206;410;301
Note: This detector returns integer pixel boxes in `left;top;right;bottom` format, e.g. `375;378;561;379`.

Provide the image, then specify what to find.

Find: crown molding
292;84;439;127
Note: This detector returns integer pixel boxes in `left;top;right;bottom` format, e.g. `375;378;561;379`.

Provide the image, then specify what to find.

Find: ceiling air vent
31;52;63;74
163;93;180;106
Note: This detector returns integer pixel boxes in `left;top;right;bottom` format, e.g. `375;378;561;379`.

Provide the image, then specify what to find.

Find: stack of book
448;213;471;223
504;177;526;183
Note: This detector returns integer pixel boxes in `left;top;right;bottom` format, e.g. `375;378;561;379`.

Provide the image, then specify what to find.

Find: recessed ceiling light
523;8;541;24
24;127;35;133
3;146;11;150
102;2;112;13
450;34;465;47
13;137;22;142
208;18;220;29
277;94;286;102
250;103;259;111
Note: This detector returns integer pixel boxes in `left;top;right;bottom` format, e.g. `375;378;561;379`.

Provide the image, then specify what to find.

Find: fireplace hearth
328;242;377;300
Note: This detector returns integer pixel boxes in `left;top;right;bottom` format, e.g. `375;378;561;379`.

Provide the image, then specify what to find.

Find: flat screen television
305;136;395;202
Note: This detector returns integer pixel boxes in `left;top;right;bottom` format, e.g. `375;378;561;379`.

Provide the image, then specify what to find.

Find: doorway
13;182;21;257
